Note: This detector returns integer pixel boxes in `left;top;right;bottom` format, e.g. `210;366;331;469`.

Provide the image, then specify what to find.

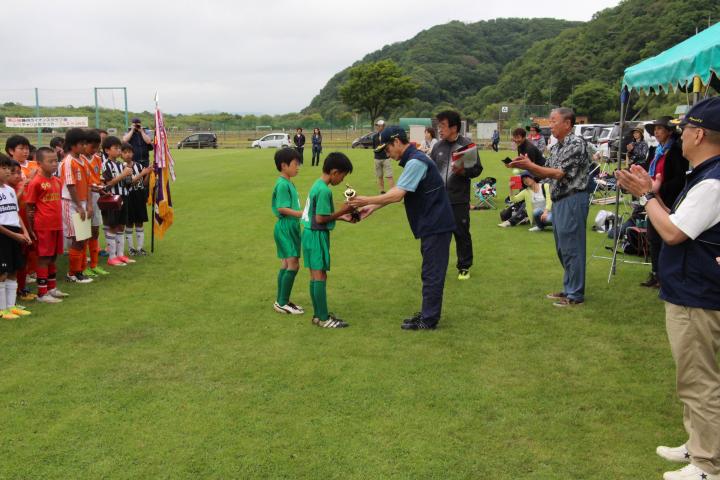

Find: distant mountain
303;18;580;120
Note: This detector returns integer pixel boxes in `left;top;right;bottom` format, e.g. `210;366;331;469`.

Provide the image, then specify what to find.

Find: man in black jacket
641;117;689;288
430;111;483;280
293;128;306;164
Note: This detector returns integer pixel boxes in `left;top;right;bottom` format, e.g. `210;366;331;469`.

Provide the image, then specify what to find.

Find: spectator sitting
512;128;546;166
419;127;438;155
626;126;649;167
498;171;552;231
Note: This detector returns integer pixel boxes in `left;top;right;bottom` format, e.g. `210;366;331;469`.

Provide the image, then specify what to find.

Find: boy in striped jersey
60;128;93;283
101;137;133;266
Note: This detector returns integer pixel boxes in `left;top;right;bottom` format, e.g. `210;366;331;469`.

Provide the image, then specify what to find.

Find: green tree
338;60;418;125
564;80;617;122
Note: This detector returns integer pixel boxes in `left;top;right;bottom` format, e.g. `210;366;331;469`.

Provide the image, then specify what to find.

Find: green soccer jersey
301;178;335;231
272;176;301;219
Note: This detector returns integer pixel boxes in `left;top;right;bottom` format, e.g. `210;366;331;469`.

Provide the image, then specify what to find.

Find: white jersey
0;184;20;227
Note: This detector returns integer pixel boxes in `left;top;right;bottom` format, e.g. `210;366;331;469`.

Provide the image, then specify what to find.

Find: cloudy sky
1;0;620;115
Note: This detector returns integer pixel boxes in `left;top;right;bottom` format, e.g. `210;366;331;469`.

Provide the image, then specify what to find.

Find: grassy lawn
0;147;681;479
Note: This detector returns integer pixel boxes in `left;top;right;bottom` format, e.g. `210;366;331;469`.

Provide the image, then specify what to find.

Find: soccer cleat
657;444;691;463
401;319;437;330
9;307;31;316
118;256;136;264
129;247;138;256
545;292;566;300
663;464;720;480
403;312;422;325
458;269;470;280
312;316;349;328
107;257;127;267
91;266;110;275
49;288;69;298
553;298;584;308
138;249;148;256
36;294;63;304
18;289;37;301
82;268;98;277
497;220;511;227
285;302;304;314
273;302;291;314
0;310;19;320
66;273;93;284
528;226;542;232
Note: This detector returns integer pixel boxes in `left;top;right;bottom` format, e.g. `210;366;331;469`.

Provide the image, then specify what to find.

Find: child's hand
142;166;153;175
338;203;354;215
122;167;133;177
338;213;356;223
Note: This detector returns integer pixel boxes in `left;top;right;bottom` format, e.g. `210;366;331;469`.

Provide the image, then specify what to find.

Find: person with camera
122;118;153;169
615;97;720;480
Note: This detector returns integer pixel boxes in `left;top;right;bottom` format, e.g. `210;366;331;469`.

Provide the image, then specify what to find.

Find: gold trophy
343;184;361;222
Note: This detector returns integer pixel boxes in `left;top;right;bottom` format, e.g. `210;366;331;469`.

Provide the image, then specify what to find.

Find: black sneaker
403;312;422;325
129;247;138;256
640;273;659;288
138;249;148;256
401;319;437;330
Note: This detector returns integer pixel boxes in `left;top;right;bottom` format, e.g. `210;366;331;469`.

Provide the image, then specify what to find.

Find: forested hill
302;18;580;120
305;0;720;123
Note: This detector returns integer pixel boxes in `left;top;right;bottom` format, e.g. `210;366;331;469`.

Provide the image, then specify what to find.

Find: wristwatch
638;191;656;206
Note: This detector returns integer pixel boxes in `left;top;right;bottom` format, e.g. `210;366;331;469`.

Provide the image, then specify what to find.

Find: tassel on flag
150;93;175;241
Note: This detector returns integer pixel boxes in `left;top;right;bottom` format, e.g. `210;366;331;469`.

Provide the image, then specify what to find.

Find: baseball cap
375;119;385;126
374;126;407;152
131;117;141;124
673;97;720;131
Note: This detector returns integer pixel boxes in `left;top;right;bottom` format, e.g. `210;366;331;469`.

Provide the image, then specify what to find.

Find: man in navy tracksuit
349;126;456;330
616;97;720;480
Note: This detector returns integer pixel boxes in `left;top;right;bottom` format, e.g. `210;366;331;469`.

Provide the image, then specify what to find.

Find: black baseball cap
374;126;407;152
673;97;720;132
131;117;141;124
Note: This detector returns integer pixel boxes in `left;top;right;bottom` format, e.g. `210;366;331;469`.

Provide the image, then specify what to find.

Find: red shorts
35;229;64;257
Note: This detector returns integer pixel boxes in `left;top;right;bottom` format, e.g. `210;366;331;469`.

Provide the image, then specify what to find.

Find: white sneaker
528;226;541;232
49;288;69;298
26;274;37;284
66;273;93;284
663;464;720;480
497;221;511;228
273;302;304;315
36;294;62;304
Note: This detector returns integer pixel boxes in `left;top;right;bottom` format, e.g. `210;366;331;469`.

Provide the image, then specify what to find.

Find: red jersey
25;175;62;230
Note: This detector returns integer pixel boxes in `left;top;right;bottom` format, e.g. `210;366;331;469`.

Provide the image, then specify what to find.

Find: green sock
278;270;297;306
276;269;286;304
309;280;318;317
313;280;329;321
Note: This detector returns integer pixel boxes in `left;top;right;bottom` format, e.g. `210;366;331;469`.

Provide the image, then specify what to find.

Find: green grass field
0;147;681;479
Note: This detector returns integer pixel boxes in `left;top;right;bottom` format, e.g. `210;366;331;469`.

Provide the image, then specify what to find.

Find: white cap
375;119;385;126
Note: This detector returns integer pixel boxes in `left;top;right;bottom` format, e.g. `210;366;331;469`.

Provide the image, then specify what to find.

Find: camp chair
472;177;497;210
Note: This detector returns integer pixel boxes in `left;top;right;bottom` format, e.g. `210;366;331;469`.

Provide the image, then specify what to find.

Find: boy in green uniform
302;152;355;328
272;148;305;315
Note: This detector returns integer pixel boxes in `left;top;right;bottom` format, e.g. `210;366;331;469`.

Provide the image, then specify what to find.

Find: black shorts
126;190;149;225
105;196;129;227
0;225;26;274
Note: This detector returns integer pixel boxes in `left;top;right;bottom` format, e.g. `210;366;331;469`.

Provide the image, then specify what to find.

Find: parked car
351;132;375;149
177;132;217;149
596;127;612;158
573;124;611;144
251;133;291;149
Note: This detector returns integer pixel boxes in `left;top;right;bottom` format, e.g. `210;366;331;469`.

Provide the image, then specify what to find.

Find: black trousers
451;203;473;270
311;146;321;166
295;146;304;164
647;220;661;275
420;232;452;326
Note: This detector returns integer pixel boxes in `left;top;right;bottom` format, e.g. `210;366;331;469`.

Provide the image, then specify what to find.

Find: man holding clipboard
429;111;483;281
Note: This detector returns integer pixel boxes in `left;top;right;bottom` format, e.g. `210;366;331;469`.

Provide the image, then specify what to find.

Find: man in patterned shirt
508;107;590;307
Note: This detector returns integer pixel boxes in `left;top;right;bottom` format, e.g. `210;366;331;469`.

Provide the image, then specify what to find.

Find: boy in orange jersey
60;128;93;283
25;147;68;303
6;135;39;295
81;130;109;277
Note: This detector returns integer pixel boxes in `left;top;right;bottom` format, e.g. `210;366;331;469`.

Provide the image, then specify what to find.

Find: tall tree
338;60;418;125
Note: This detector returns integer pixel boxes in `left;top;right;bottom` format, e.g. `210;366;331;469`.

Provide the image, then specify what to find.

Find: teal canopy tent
622;22;720;93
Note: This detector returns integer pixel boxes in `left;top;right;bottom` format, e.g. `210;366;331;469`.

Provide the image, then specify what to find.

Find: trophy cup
343;184;361;222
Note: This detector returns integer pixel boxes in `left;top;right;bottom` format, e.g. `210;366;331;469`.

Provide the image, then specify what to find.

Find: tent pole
608;87;629;283
692;76;702;105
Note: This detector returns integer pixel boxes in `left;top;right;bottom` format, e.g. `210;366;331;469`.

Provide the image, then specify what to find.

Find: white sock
6;279;18;308
0;281;6;310
125;228;134;250
106;233;116;258
135;227;145;250
117;231;125;257
102;225;110;249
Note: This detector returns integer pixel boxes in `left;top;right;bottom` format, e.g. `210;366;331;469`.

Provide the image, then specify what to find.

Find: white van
251;133;291;149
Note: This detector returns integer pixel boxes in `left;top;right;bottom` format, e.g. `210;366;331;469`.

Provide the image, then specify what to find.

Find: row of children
271;147;357;328
0;130;152;319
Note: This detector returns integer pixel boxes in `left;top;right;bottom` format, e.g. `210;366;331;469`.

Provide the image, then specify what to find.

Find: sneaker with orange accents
118;256;136;264
9;306;31;316
107;257;126;267
1;310;20;320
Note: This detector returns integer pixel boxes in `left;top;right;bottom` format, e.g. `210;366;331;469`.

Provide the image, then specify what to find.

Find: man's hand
508;154;533;170
338;213;359;223
615;164;653;197
358;204;379;220
348;195;371;209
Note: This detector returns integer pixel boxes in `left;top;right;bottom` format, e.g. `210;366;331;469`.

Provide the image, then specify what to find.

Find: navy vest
399;145;456;239
659;155;720;310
